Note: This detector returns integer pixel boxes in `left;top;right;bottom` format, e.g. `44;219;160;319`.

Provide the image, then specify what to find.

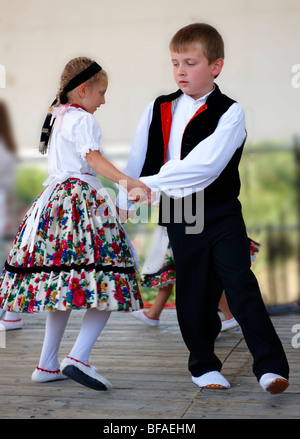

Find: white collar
182;84;215;106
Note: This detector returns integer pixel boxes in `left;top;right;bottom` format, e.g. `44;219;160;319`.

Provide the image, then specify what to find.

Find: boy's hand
128;187;149;204
127;179;152;205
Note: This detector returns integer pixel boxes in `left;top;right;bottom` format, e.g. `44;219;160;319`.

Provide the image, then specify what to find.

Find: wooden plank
0;309;299;419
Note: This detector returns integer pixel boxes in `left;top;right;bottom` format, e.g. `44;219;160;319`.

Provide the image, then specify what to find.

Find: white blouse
21;105;106;252
48;105;103;177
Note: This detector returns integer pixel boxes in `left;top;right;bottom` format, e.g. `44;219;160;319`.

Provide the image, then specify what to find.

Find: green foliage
239;142;298;226
238;142;299;296
16;165;48;205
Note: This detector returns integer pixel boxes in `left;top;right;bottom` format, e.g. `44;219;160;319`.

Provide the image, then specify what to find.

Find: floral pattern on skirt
0;179;143;313
140;233;260;290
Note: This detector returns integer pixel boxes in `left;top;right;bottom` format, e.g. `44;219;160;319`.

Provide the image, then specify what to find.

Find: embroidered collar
69;104;88;112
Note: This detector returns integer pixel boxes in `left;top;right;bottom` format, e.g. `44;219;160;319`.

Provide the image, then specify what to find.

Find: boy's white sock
192;371;230;389
259;373;289;394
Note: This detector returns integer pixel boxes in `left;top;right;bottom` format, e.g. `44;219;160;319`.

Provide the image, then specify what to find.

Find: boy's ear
212;58;224;77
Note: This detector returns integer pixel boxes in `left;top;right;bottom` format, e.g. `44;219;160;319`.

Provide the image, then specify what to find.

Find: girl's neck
67;102;88;112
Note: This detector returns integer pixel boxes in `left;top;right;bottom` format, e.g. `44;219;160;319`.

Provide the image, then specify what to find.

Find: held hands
126;178;153;205
116;178;153;223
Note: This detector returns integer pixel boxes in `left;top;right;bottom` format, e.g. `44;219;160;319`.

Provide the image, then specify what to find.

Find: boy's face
171;45;223;100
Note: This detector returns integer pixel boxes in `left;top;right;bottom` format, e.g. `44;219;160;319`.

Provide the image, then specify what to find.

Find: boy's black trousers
165;195;289;380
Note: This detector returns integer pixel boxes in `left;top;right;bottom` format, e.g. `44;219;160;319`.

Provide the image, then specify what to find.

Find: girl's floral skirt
0;179;143;313
140;225;260;290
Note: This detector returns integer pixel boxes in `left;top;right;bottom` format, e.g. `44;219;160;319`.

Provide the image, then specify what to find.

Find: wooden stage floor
0;308;300;420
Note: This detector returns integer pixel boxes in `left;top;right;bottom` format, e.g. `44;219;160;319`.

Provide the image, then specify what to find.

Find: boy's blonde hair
170;23;224;64
55;57;107;106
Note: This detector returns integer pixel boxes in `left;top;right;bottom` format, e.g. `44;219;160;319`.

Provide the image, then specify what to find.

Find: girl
0;57;151;391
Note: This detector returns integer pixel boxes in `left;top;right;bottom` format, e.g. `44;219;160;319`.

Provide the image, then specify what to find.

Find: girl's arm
86;149;151;203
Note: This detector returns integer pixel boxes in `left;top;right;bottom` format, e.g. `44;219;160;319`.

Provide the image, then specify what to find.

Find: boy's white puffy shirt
48;106;103;177
123;89;247;198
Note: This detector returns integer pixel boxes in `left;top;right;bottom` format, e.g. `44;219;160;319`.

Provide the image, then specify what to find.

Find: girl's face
81;78;107;114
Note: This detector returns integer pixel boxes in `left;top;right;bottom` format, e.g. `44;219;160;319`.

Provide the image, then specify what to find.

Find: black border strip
4;261;135;275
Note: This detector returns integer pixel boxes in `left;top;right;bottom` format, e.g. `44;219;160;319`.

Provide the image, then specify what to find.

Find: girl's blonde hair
40;57;106;154
55;57;107;106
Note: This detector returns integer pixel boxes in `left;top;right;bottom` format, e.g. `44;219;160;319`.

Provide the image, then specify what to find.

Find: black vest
140;84;245;205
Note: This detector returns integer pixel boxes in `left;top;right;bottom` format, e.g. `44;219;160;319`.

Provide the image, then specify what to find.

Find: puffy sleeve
140;103;246;196
75;113;103;159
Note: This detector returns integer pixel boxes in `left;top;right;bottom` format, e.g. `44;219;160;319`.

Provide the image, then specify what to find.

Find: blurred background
0;0;299;310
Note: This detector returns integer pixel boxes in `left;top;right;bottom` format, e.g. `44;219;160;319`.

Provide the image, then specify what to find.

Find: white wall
1;0;300;154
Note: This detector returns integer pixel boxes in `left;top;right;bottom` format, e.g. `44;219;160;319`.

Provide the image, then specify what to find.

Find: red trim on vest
180;103;208;157
190;103;207;122
183;103;208;135
160;101;208;163
160;102;173;163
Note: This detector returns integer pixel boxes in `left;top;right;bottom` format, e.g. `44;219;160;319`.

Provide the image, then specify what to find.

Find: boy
124;23;289;393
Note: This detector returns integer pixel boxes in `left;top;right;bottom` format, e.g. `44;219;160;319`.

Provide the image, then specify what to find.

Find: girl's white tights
69;308;111;365
38;309;71;371
38;308;111;371
0;310;20;321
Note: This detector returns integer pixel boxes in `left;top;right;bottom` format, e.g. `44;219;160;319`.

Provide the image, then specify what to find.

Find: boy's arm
139;103;246;197
122;101;154;179
115;101;155;211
